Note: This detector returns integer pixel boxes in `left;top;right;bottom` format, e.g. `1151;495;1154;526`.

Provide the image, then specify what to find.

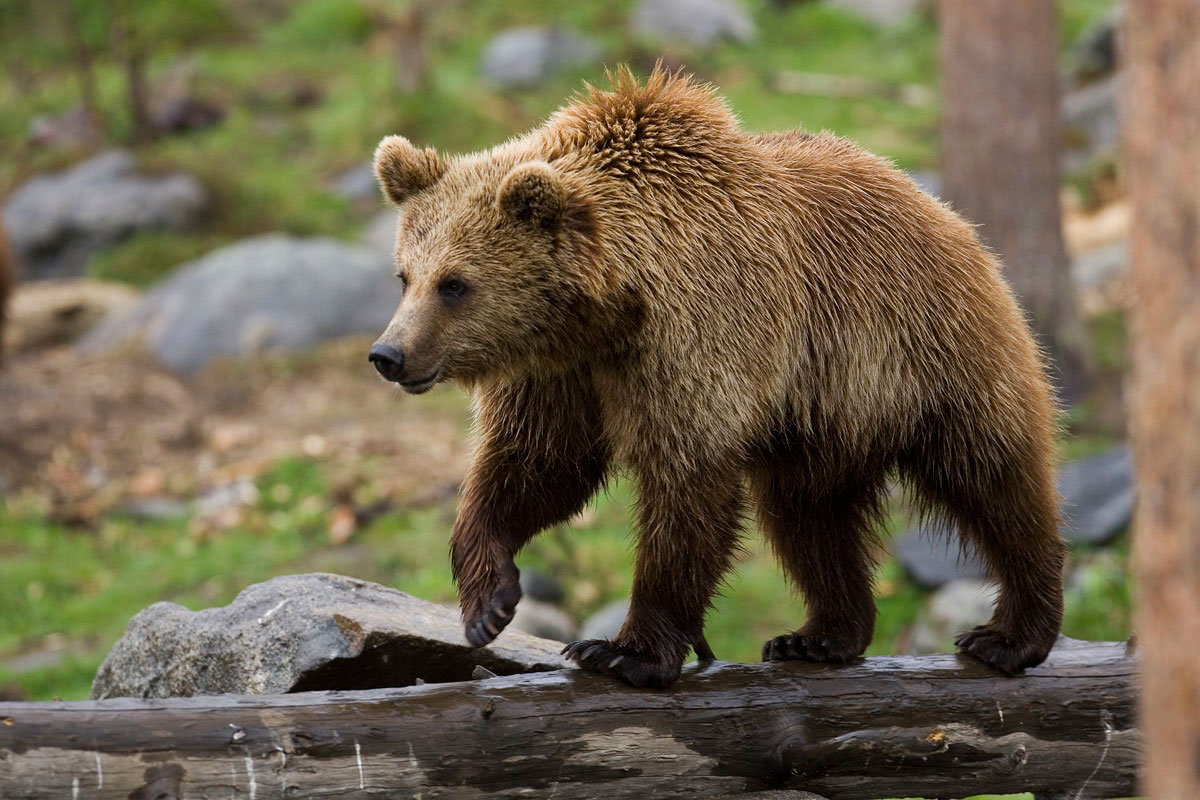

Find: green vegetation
1;0;1116;278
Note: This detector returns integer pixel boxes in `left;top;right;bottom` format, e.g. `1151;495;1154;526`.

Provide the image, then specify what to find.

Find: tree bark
0;639;1137;799
110;15;154;143
62;0;104;140
393;2;427;94
1123;2;1200;796
939;0;1091;404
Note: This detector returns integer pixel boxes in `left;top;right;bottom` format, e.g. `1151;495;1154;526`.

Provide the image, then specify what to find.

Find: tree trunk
1123;2;1200;796
393;2;427;94
110;16;154;142
0;639;1138;799
939;0;1091;405
62;0;104;140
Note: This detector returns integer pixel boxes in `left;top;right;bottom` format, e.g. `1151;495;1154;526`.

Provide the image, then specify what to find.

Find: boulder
894;446;1135;588
1069;5;1123;84
1062;74;1119;174
6;278;139;353
1072;240;1129;292
330;162;380;204
2;151;207;280
1059;446;1134;546
79;234;400;374
511;598;578;643
892;526;987;590
909;170;942;199
828;0;923;27
580;598;631;641
631;0;756;47
481;26;600;89
363;209;398;257
519;569;567;605
153;95;226;135
910;578;996;654
91;573;571;699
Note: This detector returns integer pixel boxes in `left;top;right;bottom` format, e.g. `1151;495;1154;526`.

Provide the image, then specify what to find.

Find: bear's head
368;135;607;393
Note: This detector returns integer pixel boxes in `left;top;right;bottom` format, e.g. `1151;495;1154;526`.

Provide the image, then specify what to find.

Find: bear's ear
374;135;444;206
497;161;566;231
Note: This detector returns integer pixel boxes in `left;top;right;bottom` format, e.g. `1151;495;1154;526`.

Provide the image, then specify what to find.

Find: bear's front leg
451;375;608;648
563;465;745;688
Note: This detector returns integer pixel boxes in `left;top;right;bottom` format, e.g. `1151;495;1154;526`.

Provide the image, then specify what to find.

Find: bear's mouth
400;369;441;394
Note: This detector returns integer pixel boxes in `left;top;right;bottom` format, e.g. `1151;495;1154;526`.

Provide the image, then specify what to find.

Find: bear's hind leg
908;429;1065;674
752;467;883;664
563;464;745;688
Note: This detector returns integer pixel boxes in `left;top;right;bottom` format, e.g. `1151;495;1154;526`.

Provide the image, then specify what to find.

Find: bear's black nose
368;343;406;382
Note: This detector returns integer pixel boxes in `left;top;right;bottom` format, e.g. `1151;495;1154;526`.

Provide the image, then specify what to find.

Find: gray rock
1069;5;1123;84
79;234;400;374
910;578;996;654
481;26;601;89
893;527;987;590
895;446;1135;587
194;478;259;519
153;95;225;135
1072;240;1129;291
1062;74;1119;174
330;162;380;203
2;151;208;280
909;169;942;199
6;278;139;353
519;569;566;605
580;599;630;641
91;573;571;699
28;105;96;150
1060;446;1134;546
828;0;923;27
115;496;190;522
631;0;756;47
511;598;577;643
363;209;399;257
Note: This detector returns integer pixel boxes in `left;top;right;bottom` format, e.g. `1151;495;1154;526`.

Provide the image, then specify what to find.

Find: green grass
86;231;233;286
0;447;1132;702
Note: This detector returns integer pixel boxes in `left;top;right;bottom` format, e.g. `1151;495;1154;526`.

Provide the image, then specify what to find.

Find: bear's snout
368;342;406;383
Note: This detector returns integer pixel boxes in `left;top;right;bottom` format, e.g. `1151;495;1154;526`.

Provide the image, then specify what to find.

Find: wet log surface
0;638;1137;799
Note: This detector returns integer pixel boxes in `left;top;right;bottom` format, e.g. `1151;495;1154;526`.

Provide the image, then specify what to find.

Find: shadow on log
0;638;1138;799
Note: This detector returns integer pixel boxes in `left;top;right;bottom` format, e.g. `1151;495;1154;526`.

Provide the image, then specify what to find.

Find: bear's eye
438;278;468;302
395;272;409;292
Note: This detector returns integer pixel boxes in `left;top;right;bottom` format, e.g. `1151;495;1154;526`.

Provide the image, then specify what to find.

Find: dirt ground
0;333;472;526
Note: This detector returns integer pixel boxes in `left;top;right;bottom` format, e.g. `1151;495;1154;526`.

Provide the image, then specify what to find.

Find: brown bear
369;67;1065;688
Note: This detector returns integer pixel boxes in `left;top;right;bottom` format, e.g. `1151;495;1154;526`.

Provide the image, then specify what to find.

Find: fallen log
0;638;1138;799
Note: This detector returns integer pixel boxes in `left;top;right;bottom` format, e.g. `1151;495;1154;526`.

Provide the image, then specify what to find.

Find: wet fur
373;67;1065;688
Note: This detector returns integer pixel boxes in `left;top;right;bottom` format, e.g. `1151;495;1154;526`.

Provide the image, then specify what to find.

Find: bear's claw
562;639;681;688
464;581;522;648
762;631;865;664
955;625;1049;675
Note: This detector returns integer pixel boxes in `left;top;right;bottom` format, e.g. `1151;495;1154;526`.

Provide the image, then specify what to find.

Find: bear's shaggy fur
371;67;1065;688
